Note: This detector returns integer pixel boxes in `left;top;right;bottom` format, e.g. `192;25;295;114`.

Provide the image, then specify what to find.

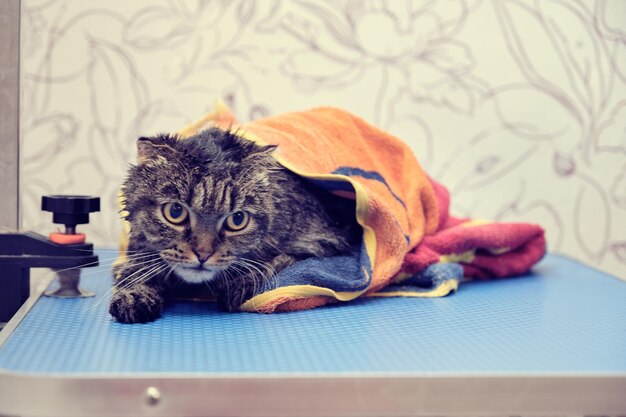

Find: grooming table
0;253;625;416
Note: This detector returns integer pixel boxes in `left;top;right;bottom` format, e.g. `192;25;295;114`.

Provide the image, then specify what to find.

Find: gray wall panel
0;0;20;231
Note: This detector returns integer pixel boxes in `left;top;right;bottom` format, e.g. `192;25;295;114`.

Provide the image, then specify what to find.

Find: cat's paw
109;286;163;324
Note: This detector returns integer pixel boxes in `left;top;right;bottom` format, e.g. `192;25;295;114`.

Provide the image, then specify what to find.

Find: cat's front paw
109;286;163;324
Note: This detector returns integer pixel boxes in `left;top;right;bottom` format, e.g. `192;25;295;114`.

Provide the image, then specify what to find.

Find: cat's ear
136;135;175;164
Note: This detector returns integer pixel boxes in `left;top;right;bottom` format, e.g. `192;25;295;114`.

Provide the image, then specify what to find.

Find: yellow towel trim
489;247;510;255
440;250;475;264
240;267;372;312
393;271;413;283
366;279;459;298
461;219;491;227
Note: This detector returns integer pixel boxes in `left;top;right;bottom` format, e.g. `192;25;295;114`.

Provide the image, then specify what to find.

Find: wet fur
109;129;359;323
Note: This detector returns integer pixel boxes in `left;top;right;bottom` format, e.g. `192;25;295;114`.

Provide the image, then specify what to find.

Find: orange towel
173;102;545;312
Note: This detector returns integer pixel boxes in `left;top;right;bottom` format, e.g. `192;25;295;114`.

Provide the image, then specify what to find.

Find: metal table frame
1;373;623;417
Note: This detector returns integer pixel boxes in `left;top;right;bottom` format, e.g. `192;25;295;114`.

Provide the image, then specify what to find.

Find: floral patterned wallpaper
21;0;626;279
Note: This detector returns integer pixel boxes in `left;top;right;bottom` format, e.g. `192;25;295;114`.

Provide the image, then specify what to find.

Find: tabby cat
109;129;359;323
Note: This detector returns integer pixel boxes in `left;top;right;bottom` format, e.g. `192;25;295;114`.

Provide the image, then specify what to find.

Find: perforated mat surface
0;254;625;375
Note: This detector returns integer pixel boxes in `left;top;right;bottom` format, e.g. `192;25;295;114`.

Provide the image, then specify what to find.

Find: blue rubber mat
0;254;625;375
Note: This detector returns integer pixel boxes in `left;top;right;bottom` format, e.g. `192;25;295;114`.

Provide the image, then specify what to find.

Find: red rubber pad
49;233;86;245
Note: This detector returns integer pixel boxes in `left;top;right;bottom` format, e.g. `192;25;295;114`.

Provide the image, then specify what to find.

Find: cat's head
121;129;280;284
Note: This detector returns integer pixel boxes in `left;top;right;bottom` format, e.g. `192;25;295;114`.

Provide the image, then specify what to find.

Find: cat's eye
162;202;189;225
224;211;249;232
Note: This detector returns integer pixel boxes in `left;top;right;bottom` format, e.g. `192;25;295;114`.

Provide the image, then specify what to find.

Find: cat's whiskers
222;268;234;303
260;260;279;293
41;253;161;289
233;260;263;285
92;264;161;309
118;262;168;292
118;251;163;260
166;264;186;292
240;280;248;310
226;263;246;279
232;258;278;301
243;261;267;297
240;257;277;281
230;263;256;305
161;263;178;285
65;248;143;254
66;255;165;284
51;252;159;275
255;258;280;295
103;262;170;309
100;262;169;309
91;258;165;309
81;252;158;276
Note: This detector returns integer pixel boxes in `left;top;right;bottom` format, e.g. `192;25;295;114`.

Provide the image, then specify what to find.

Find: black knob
41;195;100;230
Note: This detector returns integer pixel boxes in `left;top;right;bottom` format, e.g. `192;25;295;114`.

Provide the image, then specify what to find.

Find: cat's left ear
136;135;176;164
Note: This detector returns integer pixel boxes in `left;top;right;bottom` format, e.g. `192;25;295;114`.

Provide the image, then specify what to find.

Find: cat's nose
192;248;213;263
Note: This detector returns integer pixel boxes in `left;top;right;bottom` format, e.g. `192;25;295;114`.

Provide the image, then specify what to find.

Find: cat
109;128;360;323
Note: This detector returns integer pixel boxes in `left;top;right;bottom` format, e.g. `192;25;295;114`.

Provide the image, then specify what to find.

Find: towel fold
169;102;546;312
